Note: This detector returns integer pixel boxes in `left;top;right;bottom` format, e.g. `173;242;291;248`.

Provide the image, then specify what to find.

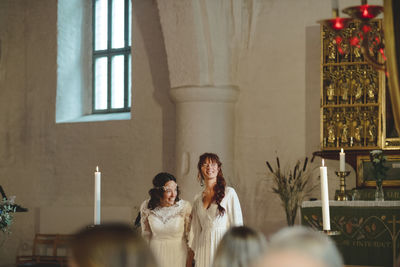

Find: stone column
170;85;238;199
156;0;260;199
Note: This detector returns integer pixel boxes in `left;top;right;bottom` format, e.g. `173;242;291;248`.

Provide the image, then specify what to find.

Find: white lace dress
140;199;192;267
189;186;243;267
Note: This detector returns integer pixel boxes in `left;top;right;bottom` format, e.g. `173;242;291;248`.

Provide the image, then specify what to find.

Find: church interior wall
0;0;378;264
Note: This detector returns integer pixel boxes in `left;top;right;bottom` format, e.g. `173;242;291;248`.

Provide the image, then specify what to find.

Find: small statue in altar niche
327;122;336;146
339;42;350;62
367;120;377;144
339;78;349;103
353;45;363;61
341;122;349;145
366;78;376;103
327;38;336;63
349;75;357;102
354;82;363;103
326;82;336;104
354;123;363;145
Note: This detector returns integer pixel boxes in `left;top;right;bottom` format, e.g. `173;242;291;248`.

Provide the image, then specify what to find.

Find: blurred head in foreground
213;226;267;267
68;223;157;267
255;226;343;267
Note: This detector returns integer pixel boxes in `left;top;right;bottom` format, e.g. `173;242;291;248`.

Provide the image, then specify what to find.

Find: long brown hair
197;153;226;216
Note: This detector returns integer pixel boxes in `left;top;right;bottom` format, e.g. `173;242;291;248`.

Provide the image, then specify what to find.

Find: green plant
369;150;389;186
0;197;16;234
266;157;316;226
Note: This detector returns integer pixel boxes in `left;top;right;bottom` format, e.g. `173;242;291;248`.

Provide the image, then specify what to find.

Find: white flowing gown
189;186;243;267
140;199;192;267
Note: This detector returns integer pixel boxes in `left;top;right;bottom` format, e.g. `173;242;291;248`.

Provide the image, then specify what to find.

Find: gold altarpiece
320;20;388;151
318;19;400;187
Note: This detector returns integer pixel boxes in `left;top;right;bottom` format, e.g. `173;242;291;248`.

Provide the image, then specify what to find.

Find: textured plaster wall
0;0;381;265
0;0;174;264
56;0;92;122
232;0;357;235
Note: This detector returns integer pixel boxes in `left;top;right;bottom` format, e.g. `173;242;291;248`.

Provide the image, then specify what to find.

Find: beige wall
0;0;174;264
0;0;380;265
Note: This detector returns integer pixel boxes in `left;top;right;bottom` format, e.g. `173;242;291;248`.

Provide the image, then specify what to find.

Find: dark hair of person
147;172;180;210
197;152;226;216
70;223;157;267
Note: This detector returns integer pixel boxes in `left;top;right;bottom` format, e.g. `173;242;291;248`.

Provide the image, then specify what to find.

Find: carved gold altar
320;20;386;150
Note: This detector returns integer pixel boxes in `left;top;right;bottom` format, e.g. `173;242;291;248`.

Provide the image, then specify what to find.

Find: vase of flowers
0;196;16;246
266;156;315;226
369;150;388;201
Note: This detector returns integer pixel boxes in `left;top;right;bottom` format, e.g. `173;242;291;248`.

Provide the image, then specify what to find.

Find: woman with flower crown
140;172;192;267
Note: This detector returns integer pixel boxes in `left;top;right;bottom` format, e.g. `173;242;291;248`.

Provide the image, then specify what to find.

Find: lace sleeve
183;200;192;245
140;200;152;243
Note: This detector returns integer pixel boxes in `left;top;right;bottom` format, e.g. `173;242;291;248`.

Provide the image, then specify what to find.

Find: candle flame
322;159;325;167
96;166;99;172
341;148;344;153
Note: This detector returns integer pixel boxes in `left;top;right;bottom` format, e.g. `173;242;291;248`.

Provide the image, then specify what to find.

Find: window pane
128;54;131;107
128;0;132;47
95;0;108;50
112;0;125;49
95;57;108;110
111;55;124;109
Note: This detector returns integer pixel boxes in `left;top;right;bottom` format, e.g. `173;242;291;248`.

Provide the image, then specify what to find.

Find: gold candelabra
322;230;341;236
334;171;351;201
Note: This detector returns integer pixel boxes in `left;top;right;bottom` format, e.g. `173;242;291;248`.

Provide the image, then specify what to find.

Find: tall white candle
320;159;331;230
339;148;346;172
94;166;101;225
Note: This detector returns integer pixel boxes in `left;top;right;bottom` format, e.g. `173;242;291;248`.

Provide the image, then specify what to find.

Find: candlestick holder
321;230;341;236
334;171;350;201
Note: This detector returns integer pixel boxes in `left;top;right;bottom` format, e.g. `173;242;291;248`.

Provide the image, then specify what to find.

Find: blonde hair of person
212;226;267;267
69;223;157;267
258;226;343;267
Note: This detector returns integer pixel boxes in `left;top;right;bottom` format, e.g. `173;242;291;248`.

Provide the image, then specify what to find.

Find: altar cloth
301;200;400;267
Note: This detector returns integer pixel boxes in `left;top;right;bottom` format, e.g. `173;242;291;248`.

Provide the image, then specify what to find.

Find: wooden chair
16;234;73;267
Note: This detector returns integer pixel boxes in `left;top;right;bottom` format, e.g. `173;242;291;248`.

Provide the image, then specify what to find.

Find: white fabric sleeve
183;200;192;245
140;200;152;243
227;187;244;226
188;196;201;251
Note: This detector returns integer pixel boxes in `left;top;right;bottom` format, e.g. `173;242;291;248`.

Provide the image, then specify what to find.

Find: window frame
92;0;131;114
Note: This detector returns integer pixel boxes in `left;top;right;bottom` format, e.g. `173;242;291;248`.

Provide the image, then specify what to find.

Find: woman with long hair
140;172;192;267
189;153;243;267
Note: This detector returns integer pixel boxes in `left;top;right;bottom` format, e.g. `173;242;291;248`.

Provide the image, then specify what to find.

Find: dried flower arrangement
266;156;316;226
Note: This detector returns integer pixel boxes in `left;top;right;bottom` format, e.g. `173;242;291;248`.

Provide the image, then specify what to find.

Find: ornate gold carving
321;21;384;150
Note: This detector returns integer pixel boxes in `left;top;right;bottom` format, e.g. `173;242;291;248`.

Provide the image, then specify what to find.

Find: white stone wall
0;0;380;265
0;0;174;264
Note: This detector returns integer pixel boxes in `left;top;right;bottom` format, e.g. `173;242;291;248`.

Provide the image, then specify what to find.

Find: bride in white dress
140;172;192;267
189;153;243;267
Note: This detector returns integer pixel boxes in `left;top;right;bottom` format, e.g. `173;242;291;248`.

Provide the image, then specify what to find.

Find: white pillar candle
320;159;331;230
339;148;346;172
94;166;101;225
